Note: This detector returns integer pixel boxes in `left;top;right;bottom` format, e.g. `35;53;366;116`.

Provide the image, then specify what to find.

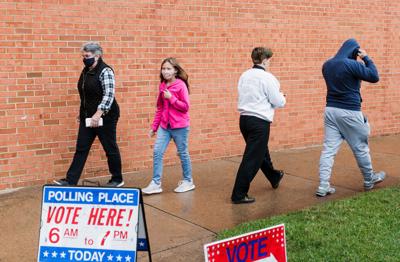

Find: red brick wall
1;0;399;189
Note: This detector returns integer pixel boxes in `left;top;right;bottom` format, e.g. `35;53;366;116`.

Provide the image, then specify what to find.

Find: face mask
83;57;95;67
162;70;177;80
162;72;172;79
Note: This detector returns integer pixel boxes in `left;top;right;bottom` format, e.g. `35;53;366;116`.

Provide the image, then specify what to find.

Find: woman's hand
90;110;103;128
149;129;156;137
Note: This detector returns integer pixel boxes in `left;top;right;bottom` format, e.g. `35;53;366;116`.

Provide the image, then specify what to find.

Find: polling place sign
204;224;286;262
38;186;140;262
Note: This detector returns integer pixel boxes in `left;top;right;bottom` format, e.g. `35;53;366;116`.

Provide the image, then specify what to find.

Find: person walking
316;38;385;197
54;42;123;187
142;58;195;194
231;47;286;204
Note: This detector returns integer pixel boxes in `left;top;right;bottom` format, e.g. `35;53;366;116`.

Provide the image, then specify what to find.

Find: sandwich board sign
204;224;286;262
136;204;149;252
37;185;151;262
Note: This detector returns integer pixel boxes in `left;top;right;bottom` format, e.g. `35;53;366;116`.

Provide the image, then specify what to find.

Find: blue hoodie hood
322;38;379;111
335;38;360;60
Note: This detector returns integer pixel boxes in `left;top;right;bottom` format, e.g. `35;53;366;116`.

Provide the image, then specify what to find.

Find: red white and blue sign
38;186;141;262
204;224;287;262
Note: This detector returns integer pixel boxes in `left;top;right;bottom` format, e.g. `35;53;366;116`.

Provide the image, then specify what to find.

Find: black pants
66;118;123;185
231;115;281;201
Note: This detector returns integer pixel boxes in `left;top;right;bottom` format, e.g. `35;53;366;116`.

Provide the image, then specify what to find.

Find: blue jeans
152;127;192;184
319;107;373;185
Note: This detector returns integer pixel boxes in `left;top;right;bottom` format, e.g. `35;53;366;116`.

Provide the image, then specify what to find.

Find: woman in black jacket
54;42;123;187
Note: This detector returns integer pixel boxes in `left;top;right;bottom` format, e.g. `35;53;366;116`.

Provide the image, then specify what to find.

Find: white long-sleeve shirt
238;67;286;122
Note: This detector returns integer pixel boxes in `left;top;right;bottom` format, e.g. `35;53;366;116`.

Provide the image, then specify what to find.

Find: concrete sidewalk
1;135;399;261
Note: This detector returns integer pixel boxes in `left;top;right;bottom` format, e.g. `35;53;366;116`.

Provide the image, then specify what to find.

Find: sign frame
37;185;152;262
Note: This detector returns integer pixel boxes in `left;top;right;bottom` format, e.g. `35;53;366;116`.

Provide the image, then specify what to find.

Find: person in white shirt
231;47;286;204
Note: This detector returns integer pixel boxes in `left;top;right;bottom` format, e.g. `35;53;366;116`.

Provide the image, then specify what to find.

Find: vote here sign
204;224;286;262
38;186;140;262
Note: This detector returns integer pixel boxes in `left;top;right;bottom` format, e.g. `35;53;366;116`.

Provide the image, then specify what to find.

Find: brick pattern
1;1;400;189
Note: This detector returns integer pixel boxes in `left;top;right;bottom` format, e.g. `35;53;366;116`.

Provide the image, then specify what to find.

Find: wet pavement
1;135;399;261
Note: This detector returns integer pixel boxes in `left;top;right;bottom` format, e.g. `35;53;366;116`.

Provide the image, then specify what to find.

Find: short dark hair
251;47;273;64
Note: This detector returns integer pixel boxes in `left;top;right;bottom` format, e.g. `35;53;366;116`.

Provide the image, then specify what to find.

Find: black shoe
53;179;74;186
106;180;125;187
232;195;256;204
271;170;284;189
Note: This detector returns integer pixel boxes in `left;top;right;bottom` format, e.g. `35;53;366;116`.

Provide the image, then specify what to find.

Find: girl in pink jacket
142;58;195;194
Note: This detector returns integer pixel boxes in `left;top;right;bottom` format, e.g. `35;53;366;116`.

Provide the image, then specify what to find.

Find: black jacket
77;58;119;121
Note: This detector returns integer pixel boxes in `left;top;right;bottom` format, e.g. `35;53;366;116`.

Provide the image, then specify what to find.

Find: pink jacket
151;78;190;131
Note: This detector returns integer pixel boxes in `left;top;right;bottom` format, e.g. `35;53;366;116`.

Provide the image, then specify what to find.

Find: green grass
218;187;400;261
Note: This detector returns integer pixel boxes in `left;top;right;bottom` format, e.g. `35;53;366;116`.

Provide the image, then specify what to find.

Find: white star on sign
107;254;113;261
116;255;122;261
125;255;131;262
60;252;66;258
51;251;58;258
139;241;145;247
43;251;49;257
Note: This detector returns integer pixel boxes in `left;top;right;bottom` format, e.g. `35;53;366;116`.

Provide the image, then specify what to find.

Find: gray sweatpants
319;106;373;185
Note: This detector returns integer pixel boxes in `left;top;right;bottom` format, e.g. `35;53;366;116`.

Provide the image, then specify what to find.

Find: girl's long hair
160;57;190;93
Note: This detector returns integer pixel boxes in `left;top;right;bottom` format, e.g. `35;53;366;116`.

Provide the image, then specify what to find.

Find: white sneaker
316;183;336;197
174;180;195;193
142;181;162;195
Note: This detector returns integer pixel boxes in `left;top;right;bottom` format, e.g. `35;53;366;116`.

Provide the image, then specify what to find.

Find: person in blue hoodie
316;38;386;197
